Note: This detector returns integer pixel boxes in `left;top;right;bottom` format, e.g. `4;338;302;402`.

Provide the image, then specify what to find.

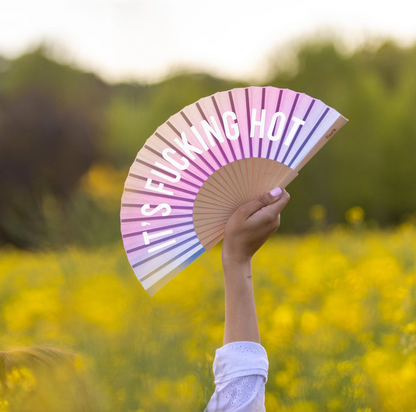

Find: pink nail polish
270;187;282;197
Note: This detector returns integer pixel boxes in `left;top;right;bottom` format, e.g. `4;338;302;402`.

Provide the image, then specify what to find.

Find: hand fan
121;86;348;295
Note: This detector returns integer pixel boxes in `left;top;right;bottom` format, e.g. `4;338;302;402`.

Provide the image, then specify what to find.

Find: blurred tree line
0;40;415;248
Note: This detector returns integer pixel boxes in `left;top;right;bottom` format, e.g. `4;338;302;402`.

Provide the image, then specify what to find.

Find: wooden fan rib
246;157;255;199
193;211;235;220
198;230;225;250
201;233;225;251
268;164;291;188
263;162;289;192
196;189;239;211
215;164;247;205
250;157;269;198
193;226;230;241
248;157;258;199
208;167;247;205
198;176;243;209
229;161;250;203
196;183;241;208
193;204;235;214
255;158;278;194
193;196;236;210
207;162;248;200
193;217;230;231
239;158;251;201
195;228;226;245
276;168;298;189
194;190;240;210
193;216;229;226
193;213;230;222
193;209;235;221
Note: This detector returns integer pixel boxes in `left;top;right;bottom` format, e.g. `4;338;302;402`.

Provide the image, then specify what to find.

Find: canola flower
0;223;415;411
345;206;365;225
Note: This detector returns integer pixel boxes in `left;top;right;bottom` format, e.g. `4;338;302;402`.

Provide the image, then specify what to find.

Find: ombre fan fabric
205;342;268;412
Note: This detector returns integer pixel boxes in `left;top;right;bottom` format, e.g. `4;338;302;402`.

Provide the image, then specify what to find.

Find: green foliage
268;40;416;230
102;39;416;232
1;39;416;248
0;48;109;248
101;73;240;167
0;46;108;114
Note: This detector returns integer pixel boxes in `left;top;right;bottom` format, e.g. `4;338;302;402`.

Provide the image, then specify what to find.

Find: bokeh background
1;1;416;411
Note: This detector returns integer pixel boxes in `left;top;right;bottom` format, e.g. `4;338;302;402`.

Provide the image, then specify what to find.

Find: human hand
222;187;290;266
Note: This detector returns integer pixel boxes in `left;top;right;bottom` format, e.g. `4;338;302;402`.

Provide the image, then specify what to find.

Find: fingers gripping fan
121;87;348;295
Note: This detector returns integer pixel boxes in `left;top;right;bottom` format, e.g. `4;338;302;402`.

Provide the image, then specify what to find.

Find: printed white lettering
145;178;173;196
162;148;190;170
141;203;171;217
201;116;224;146
250;109;266;138
151;162;181;183
267;112;286;141
148;239;176;253
174;132;203;160
190;126;209;151
143;229;173;245
284;116;305;146
222;111;240;140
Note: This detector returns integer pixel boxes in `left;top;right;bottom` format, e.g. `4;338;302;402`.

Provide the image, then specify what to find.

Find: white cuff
213;341;268;384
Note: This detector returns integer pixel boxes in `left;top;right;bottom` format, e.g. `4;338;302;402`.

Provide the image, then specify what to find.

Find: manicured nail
270;187;282;197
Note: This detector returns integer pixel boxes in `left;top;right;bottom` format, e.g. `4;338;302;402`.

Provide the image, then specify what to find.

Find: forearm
208;188;288;411
221;188;289;345
223;257;260;345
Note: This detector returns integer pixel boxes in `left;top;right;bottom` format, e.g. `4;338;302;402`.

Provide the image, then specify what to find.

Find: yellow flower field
0;224;416;411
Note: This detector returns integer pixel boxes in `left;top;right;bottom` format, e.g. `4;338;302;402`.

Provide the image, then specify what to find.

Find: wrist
222;253;252;284
222;249;251;269
222;238;253;260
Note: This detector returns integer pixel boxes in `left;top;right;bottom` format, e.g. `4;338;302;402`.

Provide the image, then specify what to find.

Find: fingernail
270;187;282;197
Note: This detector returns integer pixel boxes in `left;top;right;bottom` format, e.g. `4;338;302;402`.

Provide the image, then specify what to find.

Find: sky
1;0;416;83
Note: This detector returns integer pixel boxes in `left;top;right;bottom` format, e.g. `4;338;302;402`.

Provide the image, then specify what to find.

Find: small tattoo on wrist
247;276;252;280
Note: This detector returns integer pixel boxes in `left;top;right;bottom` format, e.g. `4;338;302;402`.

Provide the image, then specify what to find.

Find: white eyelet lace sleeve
205;341;268;412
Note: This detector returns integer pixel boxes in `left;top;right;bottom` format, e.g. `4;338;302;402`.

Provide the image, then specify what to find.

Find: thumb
240;187;288;218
